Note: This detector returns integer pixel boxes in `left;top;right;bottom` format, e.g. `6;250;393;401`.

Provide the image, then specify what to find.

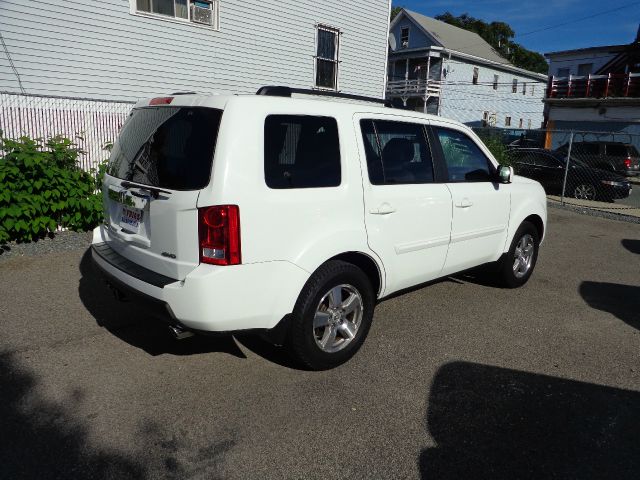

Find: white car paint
92;93;547;333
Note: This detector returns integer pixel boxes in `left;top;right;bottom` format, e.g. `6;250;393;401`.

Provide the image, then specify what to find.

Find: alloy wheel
574;184;596;200
512;234;535;279
312;284;364;353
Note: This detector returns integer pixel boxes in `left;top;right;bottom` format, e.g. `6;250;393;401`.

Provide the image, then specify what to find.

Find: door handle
370;203;396;215
455;198;473;208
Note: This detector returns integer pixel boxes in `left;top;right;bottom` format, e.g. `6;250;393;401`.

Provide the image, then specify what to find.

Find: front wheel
497;222;540;288
573;183;597;201
288;260;375;370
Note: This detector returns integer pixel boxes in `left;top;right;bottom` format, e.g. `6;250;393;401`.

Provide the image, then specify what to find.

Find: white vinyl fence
0;91;134;173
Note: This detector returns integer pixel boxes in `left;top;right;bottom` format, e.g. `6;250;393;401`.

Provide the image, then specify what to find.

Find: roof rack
256;86;391;107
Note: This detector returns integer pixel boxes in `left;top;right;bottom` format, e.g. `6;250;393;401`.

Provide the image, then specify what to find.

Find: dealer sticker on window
120;205;143;233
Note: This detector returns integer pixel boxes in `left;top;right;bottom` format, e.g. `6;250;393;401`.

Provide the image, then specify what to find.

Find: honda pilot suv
92;87;547;369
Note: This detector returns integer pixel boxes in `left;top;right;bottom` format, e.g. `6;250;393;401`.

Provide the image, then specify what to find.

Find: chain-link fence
475;127;640;218
0;91;134;173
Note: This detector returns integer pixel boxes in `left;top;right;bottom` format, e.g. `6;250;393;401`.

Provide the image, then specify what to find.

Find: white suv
92;87;547;369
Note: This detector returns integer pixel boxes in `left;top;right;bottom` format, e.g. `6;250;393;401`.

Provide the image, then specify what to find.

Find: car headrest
381;138;414;167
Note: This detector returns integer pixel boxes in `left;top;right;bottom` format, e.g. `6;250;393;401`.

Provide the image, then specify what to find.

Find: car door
356;116;452;295
511;151;539;181
430;125;511;275
534;153;565;193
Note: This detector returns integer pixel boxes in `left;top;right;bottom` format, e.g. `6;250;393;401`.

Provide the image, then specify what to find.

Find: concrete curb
548;201;640;224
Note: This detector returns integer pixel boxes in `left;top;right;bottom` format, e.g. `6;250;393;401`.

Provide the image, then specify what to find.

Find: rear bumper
91;227;310;332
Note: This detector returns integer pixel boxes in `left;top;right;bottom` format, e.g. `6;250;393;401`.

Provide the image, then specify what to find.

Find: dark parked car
555;141;640;177
507;138;542;149
510;148;632;201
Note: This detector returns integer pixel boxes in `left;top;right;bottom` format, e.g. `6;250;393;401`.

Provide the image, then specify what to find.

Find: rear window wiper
120;180;172;199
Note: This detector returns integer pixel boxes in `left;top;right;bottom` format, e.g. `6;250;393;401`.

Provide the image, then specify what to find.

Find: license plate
119;205;144;233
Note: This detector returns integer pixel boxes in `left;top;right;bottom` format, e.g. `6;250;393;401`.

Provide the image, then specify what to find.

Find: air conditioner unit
190;3;212;25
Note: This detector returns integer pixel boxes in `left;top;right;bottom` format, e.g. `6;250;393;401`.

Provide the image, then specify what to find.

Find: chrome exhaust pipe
168;324;194;340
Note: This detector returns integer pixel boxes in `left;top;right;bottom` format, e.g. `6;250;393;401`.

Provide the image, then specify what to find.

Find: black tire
288;260;375;370
497;221;540;288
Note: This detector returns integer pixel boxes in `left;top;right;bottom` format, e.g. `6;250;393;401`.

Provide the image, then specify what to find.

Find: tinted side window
434;127;494;182
535;155;561;168
264;115;340;189
574;143;599;155
510;151;532;165
360;120;434;185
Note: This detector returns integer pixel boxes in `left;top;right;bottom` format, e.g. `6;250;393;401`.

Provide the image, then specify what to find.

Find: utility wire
0;30;25;94
515;1;640;38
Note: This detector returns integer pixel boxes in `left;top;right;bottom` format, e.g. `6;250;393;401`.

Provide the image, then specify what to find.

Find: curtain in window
175;0;188;19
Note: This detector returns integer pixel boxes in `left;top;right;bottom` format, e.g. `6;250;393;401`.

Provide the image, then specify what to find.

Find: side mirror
498;165;514;184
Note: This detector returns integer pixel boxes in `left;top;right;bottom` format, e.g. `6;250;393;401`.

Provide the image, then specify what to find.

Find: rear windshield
607;144;640;157
107;107;222;190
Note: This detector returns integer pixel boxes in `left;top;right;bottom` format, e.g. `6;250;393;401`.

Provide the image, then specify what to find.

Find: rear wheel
497;221;540;288
288;260;375;370
573;183;596;201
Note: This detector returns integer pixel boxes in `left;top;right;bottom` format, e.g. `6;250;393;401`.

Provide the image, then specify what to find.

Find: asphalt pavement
1;208;639;480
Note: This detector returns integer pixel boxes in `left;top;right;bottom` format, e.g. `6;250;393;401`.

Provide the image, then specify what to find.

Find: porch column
424;55;431;113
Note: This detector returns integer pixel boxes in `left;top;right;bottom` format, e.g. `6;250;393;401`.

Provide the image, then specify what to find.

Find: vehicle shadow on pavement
419;361;640;480
234;334;306;370
621;239;640;254
579;281;640;331
0;352;147;479
77;249;246;358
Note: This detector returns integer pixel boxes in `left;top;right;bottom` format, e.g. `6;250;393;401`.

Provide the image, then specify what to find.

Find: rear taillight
198;205;241;265
149;97;173;105
624;157;632;168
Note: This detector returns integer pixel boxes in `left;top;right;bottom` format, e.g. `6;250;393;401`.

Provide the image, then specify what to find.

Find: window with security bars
315;25;340;90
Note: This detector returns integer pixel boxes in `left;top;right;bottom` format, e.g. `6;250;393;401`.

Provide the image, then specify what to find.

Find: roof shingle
403;9;510;65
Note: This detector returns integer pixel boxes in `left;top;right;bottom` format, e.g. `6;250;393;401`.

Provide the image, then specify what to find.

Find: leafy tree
434;11;548;74
391;6;403;21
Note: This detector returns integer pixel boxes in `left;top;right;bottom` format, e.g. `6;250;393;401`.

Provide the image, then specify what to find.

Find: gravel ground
0;208;639;480
0;230;93;262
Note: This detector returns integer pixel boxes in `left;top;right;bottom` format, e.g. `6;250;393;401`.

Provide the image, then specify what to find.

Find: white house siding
547;51;617;77
439;57;546;128
0;0;391;101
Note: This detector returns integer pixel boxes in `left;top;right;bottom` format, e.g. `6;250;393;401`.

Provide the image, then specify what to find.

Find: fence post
561;131;574;205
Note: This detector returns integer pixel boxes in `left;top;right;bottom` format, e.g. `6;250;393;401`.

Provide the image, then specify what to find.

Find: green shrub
0;134;105;244
478;134;513;166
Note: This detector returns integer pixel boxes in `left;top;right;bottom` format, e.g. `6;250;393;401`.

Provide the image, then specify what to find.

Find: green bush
478;134;513;166
0;134;105;244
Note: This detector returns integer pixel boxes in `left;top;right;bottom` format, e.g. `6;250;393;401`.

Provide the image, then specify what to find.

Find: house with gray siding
387;9;547;129
0;0;391;100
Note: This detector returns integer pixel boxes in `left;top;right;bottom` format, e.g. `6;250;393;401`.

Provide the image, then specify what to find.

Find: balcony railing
546;73;640;99
386;79;442;98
